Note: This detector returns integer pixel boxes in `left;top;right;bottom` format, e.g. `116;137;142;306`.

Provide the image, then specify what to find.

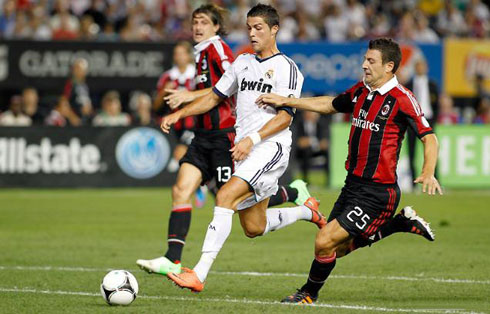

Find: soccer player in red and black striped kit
137;4;309;277
258;38;443;304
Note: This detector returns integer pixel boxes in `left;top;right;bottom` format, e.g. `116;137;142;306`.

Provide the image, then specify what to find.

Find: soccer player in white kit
160;4;326;292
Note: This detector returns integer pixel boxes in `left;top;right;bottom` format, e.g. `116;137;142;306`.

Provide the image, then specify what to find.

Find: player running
257;38;441;304
162;4;325;292
136;4;310;278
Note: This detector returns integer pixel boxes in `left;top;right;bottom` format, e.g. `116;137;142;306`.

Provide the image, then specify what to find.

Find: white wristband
248;132;261;145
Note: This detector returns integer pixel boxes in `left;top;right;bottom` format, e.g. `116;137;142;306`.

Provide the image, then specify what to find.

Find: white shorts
233;141;290;210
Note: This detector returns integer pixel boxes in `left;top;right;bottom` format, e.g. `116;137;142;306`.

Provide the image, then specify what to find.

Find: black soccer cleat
398;206;435;241
281;289;317;304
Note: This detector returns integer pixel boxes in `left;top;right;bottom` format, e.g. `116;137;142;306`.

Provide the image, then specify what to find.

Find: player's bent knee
172;183;193;202
243;227;264;238
315;232;337;254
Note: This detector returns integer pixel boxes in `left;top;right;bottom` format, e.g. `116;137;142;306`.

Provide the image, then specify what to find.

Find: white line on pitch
0;287;484;314
0;265;488;285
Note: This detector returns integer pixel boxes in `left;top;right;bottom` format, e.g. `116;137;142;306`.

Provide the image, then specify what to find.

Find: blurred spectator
130;92;154;126
0;0;16;38
63;58;93;124
0;95;32;126
438;93;460;125
92;90;130;126
97;21;118;41
50;0;80;37
83;0;107;29
21;87;44;125
436;0;466;37
406;59;439;186
413;12;439;42
30;4;52;40
474;98;490;124
345;0;367;40
45;96;81;126
323;4;348;42
295;111;330;184
79;14;99;40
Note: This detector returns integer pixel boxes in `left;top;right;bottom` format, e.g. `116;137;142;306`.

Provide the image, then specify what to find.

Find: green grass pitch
1;187;489;313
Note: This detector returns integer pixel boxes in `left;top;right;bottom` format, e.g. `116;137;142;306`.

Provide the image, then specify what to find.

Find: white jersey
214;53;303;147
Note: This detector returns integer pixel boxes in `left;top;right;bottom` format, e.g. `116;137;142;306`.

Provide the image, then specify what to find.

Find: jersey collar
254;52;283;63
194;35;221;56
364;75;398;95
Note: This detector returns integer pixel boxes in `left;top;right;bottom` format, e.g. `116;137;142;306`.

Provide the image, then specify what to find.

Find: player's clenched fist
160;113;180;134
256;93;288;108
230;137;253;161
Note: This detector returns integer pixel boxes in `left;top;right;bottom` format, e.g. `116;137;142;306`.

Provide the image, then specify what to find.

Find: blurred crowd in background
0;0;488;42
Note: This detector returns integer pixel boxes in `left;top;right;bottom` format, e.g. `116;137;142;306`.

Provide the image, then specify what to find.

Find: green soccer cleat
289;179;311;205
136;256;182;276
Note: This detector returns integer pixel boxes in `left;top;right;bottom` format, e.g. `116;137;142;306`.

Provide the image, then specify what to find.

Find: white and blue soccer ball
100;270;139;306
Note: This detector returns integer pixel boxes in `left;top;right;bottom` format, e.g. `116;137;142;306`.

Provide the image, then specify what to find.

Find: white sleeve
213;58;239;98
275;58;303;98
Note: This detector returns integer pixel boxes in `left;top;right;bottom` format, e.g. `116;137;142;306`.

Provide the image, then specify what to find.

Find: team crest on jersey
265;69;274;79
381;104;390;115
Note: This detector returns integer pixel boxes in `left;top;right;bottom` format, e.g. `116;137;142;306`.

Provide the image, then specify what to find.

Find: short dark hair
192;4;228;36
368;38;402;73
247;3;280;29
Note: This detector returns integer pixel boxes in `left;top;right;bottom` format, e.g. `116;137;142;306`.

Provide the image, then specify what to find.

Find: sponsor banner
0;127;177;187
444;39;490;97
231;42;442;94
330;123;490;188
0;40;174;93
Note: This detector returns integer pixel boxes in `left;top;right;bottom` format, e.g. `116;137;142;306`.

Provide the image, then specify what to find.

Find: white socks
193;206;234;283
263;205;313;235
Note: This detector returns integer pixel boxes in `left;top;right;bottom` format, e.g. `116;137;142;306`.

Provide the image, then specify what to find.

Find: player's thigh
179;136;213;184
210;135;234;189
315;218;352;254
238;197;269;236
215;176;253;209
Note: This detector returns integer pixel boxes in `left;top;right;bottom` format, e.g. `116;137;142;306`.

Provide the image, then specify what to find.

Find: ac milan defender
162;4;326;293
257;38;442;304
153;41;196;173
136;4;310;278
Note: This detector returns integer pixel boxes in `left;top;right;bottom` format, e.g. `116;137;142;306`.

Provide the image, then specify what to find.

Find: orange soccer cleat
167;267;205;293
303;197;326;229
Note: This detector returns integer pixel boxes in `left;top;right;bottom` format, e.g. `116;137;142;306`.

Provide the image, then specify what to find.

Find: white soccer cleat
136;256;182;275
400;206;435;241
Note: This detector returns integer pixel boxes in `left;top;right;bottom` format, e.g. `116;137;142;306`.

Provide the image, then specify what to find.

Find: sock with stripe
268;185;298;207
262;205;312;235
301;253;337;298
193;206;234;283
164;204;192;263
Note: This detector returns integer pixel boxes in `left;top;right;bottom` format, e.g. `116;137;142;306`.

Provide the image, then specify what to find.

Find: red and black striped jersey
194;35;236;132
332;76;433;184
156;64;195;131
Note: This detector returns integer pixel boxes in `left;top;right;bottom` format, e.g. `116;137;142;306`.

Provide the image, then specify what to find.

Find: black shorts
179;130;235;189
174;129;195;146
328;175;401;239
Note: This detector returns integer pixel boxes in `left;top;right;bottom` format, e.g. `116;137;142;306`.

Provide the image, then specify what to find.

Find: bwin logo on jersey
240;78;272;93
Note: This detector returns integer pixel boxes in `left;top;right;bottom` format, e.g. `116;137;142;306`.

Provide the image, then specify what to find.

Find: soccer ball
100;270;139;306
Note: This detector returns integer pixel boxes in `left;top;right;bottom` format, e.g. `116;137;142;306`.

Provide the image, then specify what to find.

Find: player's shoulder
392;83;423;113
392;83;416;104
208;37;234;61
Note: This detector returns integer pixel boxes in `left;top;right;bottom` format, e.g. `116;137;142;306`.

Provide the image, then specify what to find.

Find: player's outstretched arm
164;87;212;109
230;110;292;161
256;94;337;115
161;90;221;133
415;133;443;195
